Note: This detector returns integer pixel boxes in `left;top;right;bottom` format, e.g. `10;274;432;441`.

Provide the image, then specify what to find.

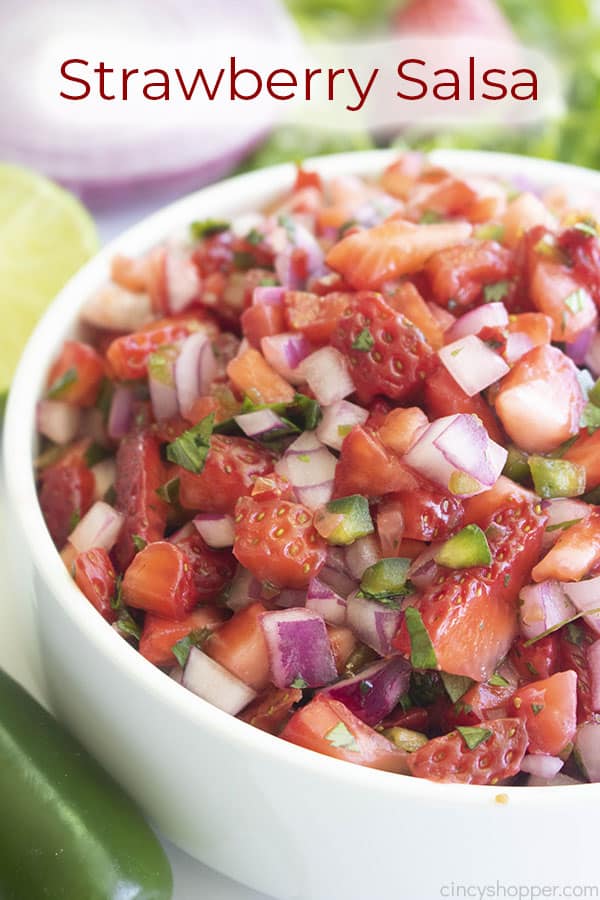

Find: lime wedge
0;164;99;408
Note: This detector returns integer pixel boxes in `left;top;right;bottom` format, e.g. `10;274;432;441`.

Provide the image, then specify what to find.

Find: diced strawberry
139;606;227;667
113;430;169;570
494;345;584;454
558;621;597;723
380;154;424;200
239;686;302;734
378;406;429;456
557;226;600;309
177;435;275;515
564;429;600;490
46;340;105;407
425;241;512;310
122;540;200;619
284;291;351;344
227;347;295;405
386;282;444;350
171;528;236;603
39;462;95;548
73;547;117;623
462;476;538;528
205;602;271;691
233;496;327;589
106;316;213;381
380;475;464;542
333;426;416;499
510;670;577;756
507;312;553;347
532;511;600;583
331;291;435;404
394;501;547;681
327;625;358;673
326;219;472;291
241;303;285;349
423;363;503;444
501;193;556;249
529;257;597;343
509;635;560;683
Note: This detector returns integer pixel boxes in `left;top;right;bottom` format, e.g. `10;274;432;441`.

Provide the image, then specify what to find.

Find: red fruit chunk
510;671;577;756
425;241;512;310
46;340;105;407
122;541;199;619
423;363;503;444
171;528;236;603
509;635;560;684
239;686;303;735
139;606;227;667
206;602;271;691
380;476;464;542
284;291;351;344
73;547;117;623
333;426;416;499
39;462;95;549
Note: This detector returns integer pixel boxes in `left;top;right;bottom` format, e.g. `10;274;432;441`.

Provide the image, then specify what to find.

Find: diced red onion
175;331;217;417
520;754;564;778
588;639;600;713
408;544;444;590
561;577;600;636
275;432;337;507
319;546;359;597
584;331;600;377
272;222;325;289
298;347;355;406
261;333;314;385
275;589;306;609
252;286;284;306
346;591;403;657
505;332;534;365
320;657;411;726
566;327;595;366
295;482;334;510
36;400;80;446
445;302;509;343
91;459;116;502
193;513;235;549
149;371;178;423
235;408;288;439
519;581;576;641
574;721;600;782
226;565;264;612
68;501;124;554
183;647;256;715
316;400;369;451
439;334;510;397
260;608;337;688
165;248;201;314
404;413;506;497
108;385;135;440
345;535;381;581
542;498;590;549
306;577;347;625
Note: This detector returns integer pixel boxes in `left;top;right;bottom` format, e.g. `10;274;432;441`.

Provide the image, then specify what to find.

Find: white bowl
5;150;600;900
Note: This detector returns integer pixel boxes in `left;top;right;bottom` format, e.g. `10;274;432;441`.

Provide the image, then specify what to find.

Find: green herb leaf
83;442;110;468
245;228;264;245
166;414;215;474
156;477;180;504
488;673;510;687
456;725;492;750
290;676;308;689
441;672;473;703
325;721;359;752
132;534;147;553
190;219;229;240
566;621;584;646
546;518;583;533
111;574;123;611
68;509;81;532
172;627;213;668
47;367;78;399
115;611;142;642
573;220;597;237
351;328;375;352
524;607;600;646
483;280;511;303
95;377;114;421
214;393;321;439
531;703;544;716
405;606;437;670
419;209;443;224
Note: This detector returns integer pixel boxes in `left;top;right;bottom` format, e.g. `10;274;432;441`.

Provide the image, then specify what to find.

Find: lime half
0;164;99;408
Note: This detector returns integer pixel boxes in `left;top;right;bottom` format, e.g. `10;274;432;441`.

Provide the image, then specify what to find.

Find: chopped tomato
327;625;358;673
226;347;295;405
106;316;213;380
39;462;95;549
564;429;600;490
333;426;416;499
378;406;429;456
122;541;199;619
423;363;503;444
386;282;444;349
46;340;105;407
510;670;577;756
205;602;271;691
239;686;302;735
139;606;227;667
494;344;584;454
281;696;409;774
532;511;600;583
240;303;285;349
425;240;512;310
507;312;553;347
284;291;351;344
509;634;560;683
73;548;117;623
529;257;597;343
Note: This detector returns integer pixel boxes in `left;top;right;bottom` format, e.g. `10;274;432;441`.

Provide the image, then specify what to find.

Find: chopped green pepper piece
380;726;428;752
360;557;411;598
434;524;492;569
588;377;600;409
528;455;586;499
502;445;531;485
318;494;374;546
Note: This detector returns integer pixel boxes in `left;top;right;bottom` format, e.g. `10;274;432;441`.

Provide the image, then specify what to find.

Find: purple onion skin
263;613;337;689
320;657;411;727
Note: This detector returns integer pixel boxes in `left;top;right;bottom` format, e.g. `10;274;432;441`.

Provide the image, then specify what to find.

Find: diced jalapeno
316;494;374;545
434;524;492;569
528;456;586;499
360;557;411;598
502;445;531;485
380;726;428;752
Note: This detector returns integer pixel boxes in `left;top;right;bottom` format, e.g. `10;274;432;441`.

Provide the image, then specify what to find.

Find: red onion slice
408;544;444;590
542;498;590;549
519;581;575;641
36;401;80;446
346;591;402;657
183;647;257;715
316;400;369;451
272;222;325;289
504;332;534;365
275;589;306;609
306;578;347;625
445;302;509;343
260;608;337;689
108;386;135;440
175;332;217;417
252;286;285;306
345;535;382;581
234;408;288;439
225;565;264;612
276;432;337;506
565;327;595;366
520;754;564;778
320;657;411;726
298;347;355;406
574;721;600;782
261;333;314;385
193;514;235;549
149;371;179;423
561;577;600;636
439;334;510;397
68;501;124;554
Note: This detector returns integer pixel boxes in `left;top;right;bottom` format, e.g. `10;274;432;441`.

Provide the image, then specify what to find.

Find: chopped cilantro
419;209;443;224
68;509;81;532
441;672;473;703
83;442;110;468
259;277;278;286
245;228;264;245
456;725;492;750
132;534;147;553
489;673;510;687
526;661;539;677
531;703;544;716
95;377;114;420
338;219;358;237
111;575;123;611
190;219;229;240
325;721;359;751
290;676;308;689
483;280;510;303
351;328;375;352
278;214;296;240
104;485;117;505
546;518;583;533
566;621;584;646
47;367;78;399
115;612;142;642
214;393;320;439
573;220;597;237
156;477;180;504
564;288;589;315
166;414;214;474
450;347;462;357
172;628;213;668
405;606;437;670
503;574;511;588
524;607;600;646
233;251;258;270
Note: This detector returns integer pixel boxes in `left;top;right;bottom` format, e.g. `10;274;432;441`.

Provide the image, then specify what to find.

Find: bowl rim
5;147;600;806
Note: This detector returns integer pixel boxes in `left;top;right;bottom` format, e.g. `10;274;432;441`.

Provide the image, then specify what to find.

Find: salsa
35;156;600;786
